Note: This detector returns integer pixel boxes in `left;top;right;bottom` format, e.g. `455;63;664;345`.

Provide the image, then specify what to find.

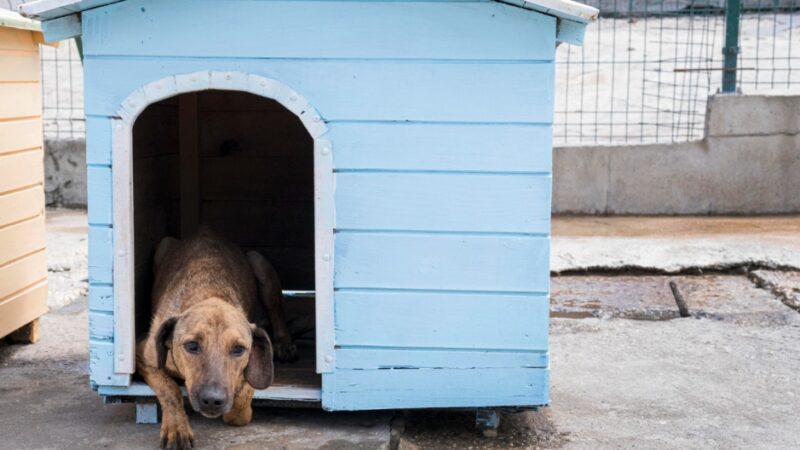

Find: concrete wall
554;93;800;214
44;139;86;207
46;93;800;214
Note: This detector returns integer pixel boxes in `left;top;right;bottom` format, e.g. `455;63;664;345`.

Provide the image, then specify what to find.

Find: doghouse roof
0;5;40;31
21;0;599;27
19;0;598;44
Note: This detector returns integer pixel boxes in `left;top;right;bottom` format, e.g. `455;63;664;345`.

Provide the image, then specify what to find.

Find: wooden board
0;186;44;226
323;367;549;410
334;290;549;350
87;165;113;225
131;103;179;159
0;119;42;156
83;0;555;61
330;122;553;173
89;284;114;313
198;156;312;202
89;311;114;341
0;250;47;301
335;172;551;234
334;232;550;292
0;281;48;341
201;200;314;248
335;347;548;370
0;53;39;82
179;93;199;237
90;340;131;386
0;150;44;194
83;58;555;124
85;116;113;165
0;216;45;266
0;26;47;342
89;225;113;284
198;110;312;158
0;84;40;119
0;27;38;53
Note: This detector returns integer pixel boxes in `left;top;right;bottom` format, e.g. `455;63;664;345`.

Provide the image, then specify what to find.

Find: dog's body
137;227;296;449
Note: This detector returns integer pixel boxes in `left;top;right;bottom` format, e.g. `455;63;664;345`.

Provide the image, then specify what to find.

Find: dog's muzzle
194;383;229;418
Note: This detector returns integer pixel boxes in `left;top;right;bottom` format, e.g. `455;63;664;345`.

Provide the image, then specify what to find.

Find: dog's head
155;298;273;418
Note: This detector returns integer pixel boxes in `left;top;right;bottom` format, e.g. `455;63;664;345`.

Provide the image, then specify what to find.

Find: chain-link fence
33;1;800;145
41;39;84;139
555;0;800;146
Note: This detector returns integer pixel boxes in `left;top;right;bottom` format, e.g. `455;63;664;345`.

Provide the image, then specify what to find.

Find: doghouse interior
132;90;319;392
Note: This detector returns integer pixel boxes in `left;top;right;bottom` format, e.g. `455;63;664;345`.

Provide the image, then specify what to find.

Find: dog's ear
155;317;179;370
245;326;274;390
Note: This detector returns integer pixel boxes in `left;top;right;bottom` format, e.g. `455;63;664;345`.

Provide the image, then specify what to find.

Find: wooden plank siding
328;122;553;173
0;26;47;340
334;290;548;350
82;0;555;61
80;0;556;409
334;172;551;234
84;58;555;123
323;367;549;410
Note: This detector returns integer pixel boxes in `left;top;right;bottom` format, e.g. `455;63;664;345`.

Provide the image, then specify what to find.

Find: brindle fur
136;227;297;449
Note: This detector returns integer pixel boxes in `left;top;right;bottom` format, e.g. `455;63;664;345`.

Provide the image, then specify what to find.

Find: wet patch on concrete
551;275;797;324
397;410;566;449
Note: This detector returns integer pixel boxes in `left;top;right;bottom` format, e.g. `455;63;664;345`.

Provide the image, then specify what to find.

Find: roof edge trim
0;8;42;31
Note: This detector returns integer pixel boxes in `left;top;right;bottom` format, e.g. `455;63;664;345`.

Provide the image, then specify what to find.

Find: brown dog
136;226;297;449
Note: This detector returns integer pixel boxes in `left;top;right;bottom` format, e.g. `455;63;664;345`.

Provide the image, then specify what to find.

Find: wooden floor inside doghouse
270;293;320;398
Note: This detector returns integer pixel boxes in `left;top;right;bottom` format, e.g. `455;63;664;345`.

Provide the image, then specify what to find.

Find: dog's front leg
223;383;255;427
139;364;194;449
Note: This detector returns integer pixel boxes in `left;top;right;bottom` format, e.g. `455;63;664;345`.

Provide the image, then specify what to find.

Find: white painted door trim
111;71;334;378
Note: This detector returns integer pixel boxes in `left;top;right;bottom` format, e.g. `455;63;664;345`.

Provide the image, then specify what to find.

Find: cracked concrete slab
553;274;800;325
749;269;800;311
553;216;800;273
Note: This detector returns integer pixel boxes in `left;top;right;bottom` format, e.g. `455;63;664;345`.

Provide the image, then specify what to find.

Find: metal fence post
722;0;742;93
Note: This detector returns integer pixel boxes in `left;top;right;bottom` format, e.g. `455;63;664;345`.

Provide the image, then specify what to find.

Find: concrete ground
2;210;800;449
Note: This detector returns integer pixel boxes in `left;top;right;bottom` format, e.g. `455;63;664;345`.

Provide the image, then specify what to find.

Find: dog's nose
199;385;226;408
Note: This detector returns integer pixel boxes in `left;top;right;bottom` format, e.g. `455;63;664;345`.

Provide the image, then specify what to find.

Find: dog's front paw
160;415;194;450
223;404;253;427
274;340;298;363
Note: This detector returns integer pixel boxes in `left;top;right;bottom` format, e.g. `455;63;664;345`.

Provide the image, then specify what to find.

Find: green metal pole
722;0;741;93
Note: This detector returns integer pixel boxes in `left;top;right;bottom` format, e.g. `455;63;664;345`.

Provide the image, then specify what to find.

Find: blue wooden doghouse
23;0;596;424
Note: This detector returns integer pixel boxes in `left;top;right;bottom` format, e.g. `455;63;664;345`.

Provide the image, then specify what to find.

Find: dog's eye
230;345;246;357
184;341;200;354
